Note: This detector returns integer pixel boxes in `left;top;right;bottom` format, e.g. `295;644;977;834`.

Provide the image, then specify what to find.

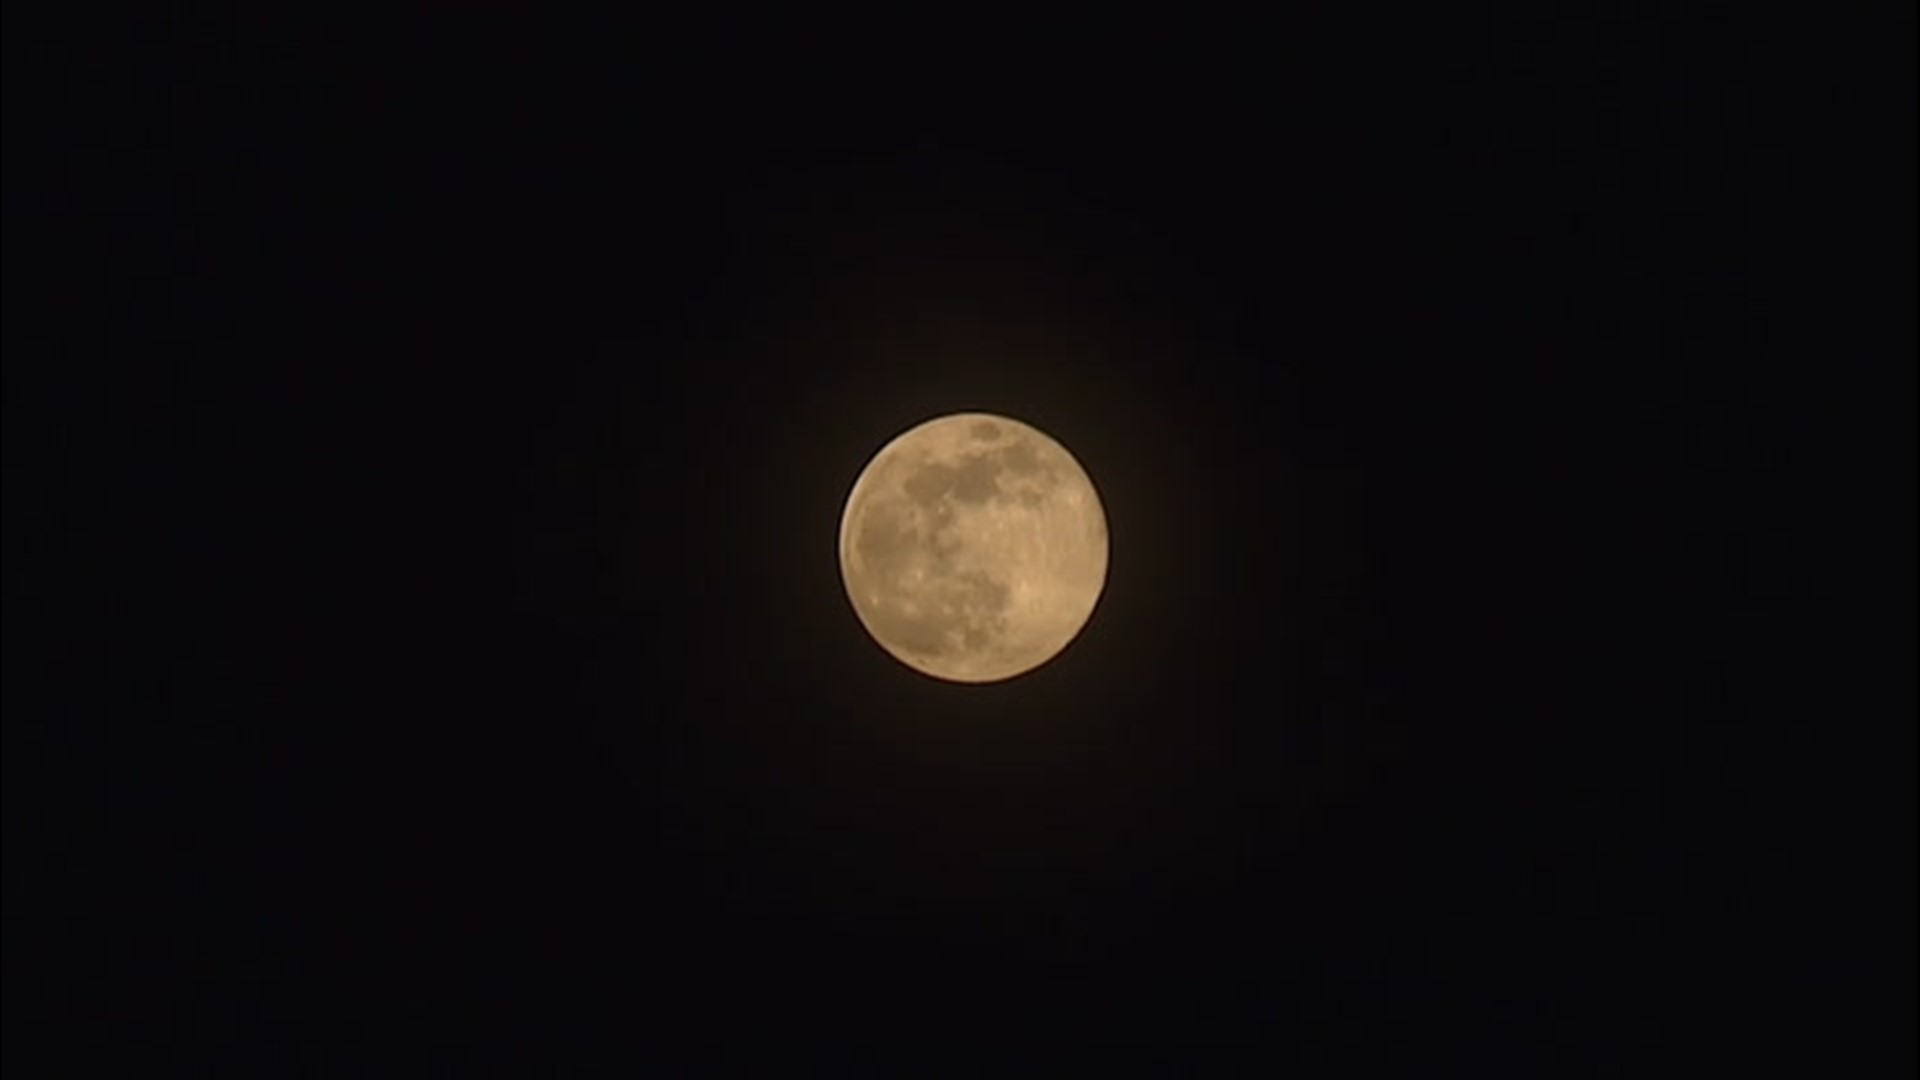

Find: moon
838;412;1109;683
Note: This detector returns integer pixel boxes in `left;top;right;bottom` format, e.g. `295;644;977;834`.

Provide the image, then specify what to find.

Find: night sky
10;8;1914;1074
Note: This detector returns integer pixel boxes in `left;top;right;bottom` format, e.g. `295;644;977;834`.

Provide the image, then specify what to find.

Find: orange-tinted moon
838;413;1108;683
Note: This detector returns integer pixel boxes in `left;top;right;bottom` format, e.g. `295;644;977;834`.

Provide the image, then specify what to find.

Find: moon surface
839;413;1108;683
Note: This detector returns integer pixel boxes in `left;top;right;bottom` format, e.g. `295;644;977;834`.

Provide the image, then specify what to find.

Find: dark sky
9;7;1914;1075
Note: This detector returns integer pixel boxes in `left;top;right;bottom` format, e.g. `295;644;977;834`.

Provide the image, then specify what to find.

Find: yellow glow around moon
838;413;1108;683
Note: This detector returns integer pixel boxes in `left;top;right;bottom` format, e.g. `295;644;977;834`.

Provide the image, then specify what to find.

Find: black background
8;7;1915;1074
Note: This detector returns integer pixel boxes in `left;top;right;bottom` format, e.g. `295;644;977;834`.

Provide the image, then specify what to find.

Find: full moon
838;412;1109;683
